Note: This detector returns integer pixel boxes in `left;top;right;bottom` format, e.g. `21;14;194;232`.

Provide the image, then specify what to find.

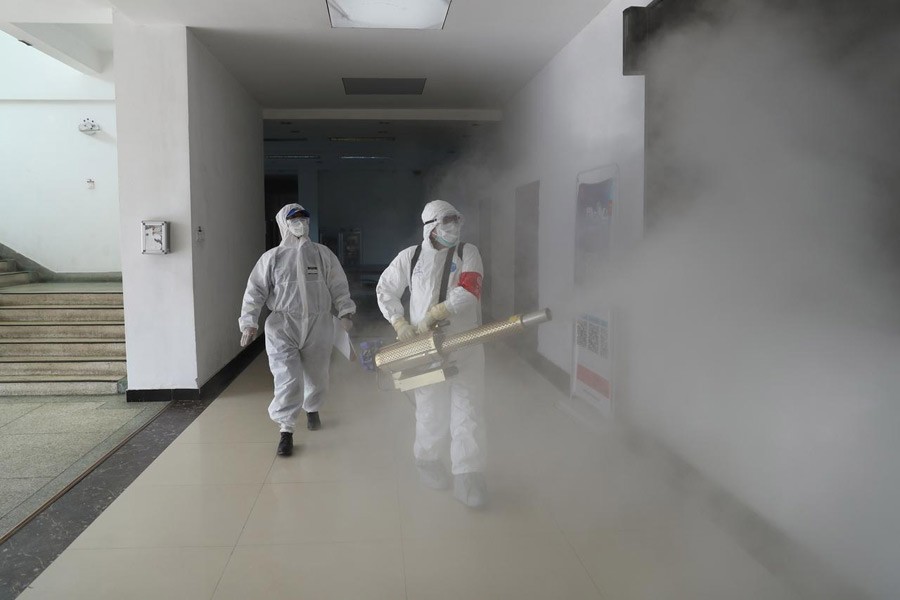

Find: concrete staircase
0;273;126;396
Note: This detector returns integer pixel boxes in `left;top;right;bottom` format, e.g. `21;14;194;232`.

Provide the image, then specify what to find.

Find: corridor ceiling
2;0;615;109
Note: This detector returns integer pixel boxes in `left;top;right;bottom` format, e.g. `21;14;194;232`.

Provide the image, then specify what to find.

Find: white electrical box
141;221;169;254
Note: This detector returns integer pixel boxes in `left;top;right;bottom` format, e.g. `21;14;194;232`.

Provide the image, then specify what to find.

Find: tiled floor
16;346;799;600
0;395;167;539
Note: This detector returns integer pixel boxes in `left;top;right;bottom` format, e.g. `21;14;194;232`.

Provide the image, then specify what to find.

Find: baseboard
51;272;123;283
126;336;265;402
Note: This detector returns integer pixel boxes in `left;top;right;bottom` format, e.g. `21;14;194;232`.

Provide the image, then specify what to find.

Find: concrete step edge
0;375;123;382
0;338;126;344
0;356;127;364
0;322;125;326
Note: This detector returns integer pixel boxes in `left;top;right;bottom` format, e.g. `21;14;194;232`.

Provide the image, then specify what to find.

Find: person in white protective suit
239;204;356;457
376;200;487;508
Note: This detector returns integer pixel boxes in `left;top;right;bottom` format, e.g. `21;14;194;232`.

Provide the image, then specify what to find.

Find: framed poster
574;166;617;290
570;165;618;419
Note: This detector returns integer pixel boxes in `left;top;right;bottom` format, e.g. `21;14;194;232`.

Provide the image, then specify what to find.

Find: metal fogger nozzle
375;309;552;391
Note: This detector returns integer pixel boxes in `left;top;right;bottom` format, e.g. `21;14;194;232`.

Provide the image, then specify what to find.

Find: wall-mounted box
141;220;169;254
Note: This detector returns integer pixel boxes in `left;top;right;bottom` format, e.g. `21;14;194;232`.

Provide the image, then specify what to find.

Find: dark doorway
264;175;298;249
515;181;540;357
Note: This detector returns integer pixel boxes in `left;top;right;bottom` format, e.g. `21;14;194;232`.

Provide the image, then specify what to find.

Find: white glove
340;315;354;332
392;317;418;341
240;327;257;348
417;302;450;334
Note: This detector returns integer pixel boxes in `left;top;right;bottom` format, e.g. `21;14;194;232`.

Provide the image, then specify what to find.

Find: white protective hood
276;203;307;248
421;199;462;243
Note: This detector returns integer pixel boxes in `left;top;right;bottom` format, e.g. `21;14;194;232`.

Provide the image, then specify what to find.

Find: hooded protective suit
240;204;355;432
376;200;486;475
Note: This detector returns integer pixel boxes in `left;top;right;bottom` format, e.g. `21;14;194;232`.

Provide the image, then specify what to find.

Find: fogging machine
374;309;552;392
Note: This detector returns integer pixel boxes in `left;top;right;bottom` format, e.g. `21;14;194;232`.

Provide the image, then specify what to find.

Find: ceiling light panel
342;77;426;95
327;0;451;30
265;155;322;160
329;136;396;142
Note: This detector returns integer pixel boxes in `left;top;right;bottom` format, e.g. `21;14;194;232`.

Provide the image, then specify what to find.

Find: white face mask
287;220;308;238
435;222;460;246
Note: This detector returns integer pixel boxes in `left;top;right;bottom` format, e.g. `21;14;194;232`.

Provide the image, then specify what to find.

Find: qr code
576;319;588;349
588;322;601;354
599;321;609;359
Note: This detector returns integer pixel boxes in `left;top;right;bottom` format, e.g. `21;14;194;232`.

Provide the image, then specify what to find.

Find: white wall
0;32;120;272
186;30;264;386
114;15;197;389
318;168;425;265
429;0;646;371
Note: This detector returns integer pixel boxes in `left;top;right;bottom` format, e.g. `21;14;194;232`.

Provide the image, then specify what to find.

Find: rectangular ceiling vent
342;78;426;95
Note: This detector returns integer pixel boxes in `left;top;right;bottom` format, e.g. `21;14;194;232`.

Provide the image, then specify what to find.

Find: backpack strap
439;243;466;303
403;245;423;323
408;244;422;283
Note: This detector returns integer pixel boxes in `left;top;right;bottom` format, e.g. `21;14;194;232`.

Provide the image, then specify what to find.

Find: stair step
0;272;32;288
0;379;122;396
0;340;126;358
0;306;124;322
0;292;123;307
0;322;125;339
0;260;16;273
0;374;122;382
0;359;127;377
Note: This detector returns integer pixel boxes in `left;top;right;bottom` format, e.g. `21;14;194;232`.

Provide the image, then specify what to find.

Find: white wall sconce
79;118;101;135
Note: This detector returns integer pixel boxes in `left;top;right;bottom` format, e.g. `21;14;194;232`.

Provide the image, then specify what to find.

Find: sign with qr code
572;312;612;416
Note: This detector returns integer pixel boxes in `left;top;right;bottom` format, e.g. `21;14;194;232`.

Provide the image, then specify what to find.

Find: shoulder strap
409;244;422;284
438;245;458;303
457;242;465;259
403;245;422;323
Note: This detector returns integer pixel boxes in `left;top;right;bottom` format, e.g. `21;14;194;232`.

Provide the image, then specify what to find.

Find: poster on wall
574;165;617;289
571;166;618;418
572;311;613;417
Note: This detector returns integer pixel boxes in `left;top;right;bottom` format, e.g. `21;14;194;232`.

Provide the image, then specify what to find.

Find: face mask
435;222;460;246
287;220;308;238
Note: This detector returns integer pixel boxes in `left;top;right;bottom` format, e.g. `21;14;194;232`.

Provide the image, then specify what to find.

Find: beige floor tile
238;480;401;545
70;483;261;549
133;442;275;486
565;518;798;600
397;467;559;540
175;404;277;445
266;427;397;483
403;531;601;600
213;540;406;600
18;546;232;600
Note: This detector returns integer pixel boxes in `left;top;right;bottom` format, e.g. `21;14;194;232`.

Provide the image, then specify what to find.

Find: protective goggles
424;214;461;226
286;207;311;220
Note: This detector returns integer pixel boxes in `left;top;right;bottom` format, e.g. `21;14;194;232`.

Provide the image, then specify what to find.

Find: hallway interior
18;308;798;599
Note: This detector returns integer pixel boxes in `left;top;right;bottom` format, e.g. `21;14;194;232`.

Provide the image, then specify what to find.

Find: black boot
306;411;321;431
277;432;293;456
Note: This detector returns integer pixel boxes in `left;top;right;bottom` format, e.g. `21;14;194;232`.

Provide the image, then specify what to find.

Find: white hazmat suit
240;204;356;433
376;200;487;477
